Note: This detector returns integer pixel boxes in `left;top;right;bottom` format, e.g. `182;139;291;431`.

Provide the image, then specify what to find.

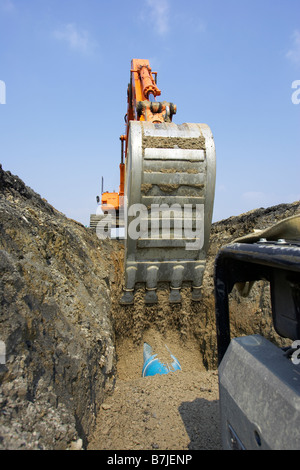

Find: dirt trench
88;244;222;451
1;163;299;450
88;201;300;451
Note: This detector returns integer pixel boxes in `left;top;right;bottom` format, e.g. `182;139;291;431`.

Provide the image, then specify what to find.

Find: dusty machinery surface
214;216;300;450
92;59;216;305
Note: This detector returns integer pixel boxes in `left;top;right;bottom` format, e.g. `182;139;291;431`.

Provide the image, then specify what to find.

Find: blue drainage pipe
142;342;181;377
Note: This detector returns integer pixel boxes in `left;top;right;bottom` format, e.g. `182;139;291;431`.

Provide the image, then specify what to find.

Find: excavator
91;59;216;305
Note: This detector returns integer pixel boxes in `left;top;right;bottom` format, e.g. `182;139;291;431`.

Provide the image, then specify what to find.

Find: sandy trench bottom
88;328;222;451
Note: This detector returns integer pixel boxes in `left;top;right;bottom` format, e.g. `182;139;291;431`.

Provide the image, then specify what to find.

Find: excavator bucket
120;120;216;304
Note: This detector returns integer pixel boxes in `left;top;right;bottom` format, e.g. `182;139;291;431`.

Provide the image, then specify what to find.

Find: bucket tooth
191;286;202;301
120;289;135;305
169;287;181;304
144;265;159;304
145;289;158;304
191;264;205;301
169;265;184;304
120;266;137;305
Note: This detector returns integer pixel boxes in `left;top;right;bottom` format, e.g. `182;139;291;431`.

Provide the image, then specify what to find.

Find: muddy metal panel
219;335;300;450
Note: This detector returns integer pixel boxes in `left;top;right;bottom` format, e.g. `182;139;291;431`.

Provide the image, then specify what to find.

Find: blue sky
0;0;299;225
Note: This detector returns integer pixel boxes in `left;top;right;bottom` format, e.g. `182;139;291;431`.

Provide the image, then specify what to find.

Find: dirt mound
0;164;120;449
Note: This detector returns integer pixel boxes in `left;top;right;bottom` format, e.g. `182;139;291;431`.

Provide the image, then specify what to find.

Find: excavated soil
87;258;231;450
88;201;300;451
89;289;221;450
88;369;220;451
142;136;206;150
87;250;222;450
1;163;299;450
